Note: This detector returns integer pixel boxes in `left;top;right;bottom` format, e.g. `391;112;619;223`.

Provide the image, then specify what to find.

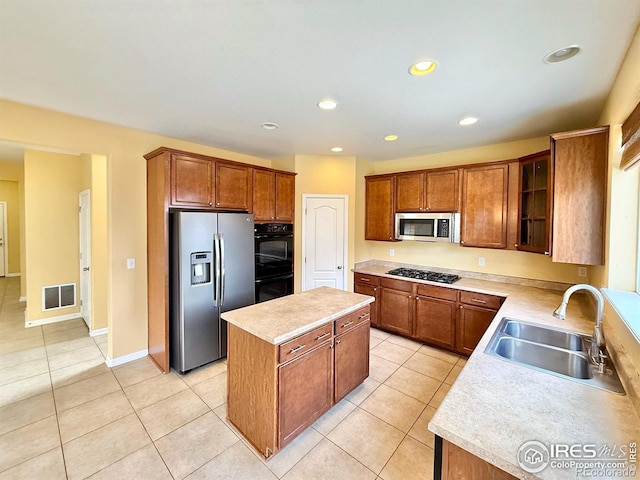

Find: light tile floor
0;277;466;479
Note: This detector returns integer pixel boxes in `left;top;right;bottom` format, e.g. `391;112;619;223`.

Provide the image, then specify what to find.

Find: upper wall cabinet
215;162;252;211
365;175;395;241
516;150;551;254
394;168;460;213
253;170;295;223
171;154;214;207
460;164;509;248
550;127;608;265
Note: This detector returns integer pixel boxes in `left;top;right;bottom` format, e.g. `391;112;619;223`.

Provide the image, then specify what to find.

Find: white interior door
0;202;6;277
79;190;91;328
302;195;347;291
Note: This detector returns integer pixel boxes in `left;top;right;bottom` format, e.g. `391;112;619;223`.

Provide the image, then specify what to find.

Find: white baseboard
105;349;148;368
19;296;26;302
5;273;21;277
90;327;108;337
25;312;82;328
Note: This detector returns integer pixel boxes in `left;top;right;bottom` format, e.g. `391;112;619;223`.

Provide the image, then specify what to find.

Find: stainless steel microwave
395;213;461;243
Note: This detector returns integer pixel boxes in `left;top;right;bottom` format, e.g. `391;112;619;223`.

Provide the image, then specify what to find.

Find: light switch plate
127;258;135;269
389;249;395;257
577;267;587;277
478;257;485;266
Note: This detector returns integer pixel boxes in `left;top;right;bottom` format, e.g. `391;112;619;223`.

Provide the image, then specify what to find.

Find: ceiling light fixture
458;117;478;126
384;135;399;141
261;122;279;130
543;45;581;64
409;60;437;76
331;147;343;152
317;99;338;110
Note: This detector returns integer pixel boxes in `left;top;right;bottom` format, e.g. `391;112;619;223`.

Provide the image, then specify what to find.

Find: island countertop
221;286;374;345
353;262;640;480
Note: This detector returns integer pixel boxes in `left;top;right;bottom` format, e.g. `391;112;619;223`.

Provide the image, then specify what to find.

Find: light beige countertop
354;262;640;479
222;286;374;345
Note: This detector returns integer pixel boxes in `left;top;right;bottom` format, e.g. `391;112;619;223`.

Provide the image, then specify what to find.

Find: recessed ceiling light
261;122;279;130
384;135;399;141
317;99;338;110
458;117;478;126
331;147;343;152
409;60;437;76
543;45;581;64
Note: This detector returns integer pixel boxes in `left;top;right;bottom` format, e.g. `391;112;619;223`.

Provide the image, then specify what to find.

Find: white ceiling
1;0;639;162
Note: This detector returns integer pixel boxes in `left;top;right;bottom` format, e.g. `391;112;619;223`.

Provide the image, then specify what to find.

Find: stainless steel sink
485;318;625;394
502;320;585;351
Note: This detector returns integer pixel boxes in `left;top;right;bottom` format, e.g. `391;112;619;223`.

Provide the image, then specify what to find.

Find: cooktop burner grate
386;268;461;284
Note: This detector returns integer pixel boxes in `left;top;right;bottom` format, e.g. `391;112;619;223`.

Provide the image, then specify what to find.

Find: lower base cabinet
227;306;370;458
456;305;496;356
379;278;414;336
438;437;517;480
414;295;457;350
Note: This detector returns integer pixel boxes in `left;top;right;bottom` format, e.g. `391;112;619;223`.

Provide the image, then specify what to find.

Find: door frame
79;189;91;328
301;194;349;291
0;201;7;277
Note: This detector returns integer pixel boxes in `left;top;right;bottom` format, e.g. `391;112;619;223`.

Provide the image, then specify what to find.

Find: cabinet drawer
279;324;333;364
415;284;457;301
354;273;380;286
459;291;503;310
380;277;413;292
335;306;370;334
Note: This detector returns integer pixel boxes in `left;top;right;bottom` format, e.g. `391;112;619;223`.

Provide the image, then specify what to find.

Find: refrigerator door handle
220;233;226;306
213;233;221;306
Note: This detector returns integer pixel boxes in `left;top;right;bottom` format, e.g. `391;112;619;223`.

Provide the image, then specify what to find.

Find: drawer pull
341;321;354;328
358;313;370;320
471;298;487;304
315;332;331;341
288;344;306;354
359;278;370;282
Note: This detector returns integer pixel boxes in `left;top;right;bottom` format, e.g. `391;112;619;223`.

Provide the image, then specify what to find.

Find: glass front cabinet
517;150;551;254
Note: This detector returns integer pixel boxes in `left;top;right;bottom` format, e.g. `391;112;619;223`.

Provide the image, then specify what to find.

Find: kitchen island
221;286;374;459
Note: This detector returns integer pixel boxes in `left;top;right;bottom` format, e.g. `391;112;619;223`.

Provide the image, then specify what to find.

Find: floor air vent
42;283;76;310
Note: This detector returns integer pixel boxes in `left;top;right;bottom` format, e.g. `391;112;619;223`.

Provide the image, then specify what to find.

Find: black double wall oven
254;223;294;303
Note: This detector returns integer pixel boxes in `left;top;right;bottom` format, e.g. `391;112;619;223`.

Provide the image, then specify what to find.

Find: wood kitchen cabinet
394;168;459;213
456;291;503;355
413;284;457;350
379;278;413;336
353;273;380;327
365;175;395;241
215;161;252;210
516;151;551;254
460;163;509;249
171;153;214;207
550;127;608;265
334;318;370;402
278;341;333;448
439;437;518;480
253;170;295;223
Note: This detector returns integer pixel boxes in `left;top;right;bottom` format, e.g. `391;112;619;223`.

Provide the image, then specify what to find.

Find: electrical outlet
389;249;395;257
127;258;136;269
478;257;485;267
577;266;587;277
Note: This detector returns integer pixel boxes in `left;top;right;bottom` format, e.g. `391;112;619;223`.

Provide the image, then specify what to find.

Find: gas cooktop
386;268;461;284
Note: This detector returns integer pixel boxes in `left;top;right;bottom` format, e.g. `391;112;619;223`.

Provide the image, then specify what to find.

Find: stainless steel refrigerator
170;211;255;374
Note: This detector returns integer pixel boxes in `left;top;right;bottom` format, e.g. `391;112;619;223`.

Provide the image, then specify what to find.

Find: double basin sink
485;318;625;394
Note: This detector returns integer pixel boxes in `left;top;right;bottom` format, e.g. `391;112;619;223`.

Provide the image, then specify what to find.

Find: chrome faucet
553;284;606;368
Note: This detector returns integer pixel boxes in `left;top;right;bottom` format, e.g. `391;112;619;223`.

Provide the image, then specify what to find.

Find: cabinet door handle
373;287;377;292
341;321;354;328
408;295;412;299
471;298;487;304
460;240;465;245
315;332;331;341
544;251;550;256
358;313;370;320
336;339;341;344
289;344;306;354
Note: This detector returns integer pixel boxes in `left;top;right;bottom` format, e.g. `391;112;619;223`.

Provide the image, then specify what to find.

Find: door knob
83;267;90;272
337;266;343;269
